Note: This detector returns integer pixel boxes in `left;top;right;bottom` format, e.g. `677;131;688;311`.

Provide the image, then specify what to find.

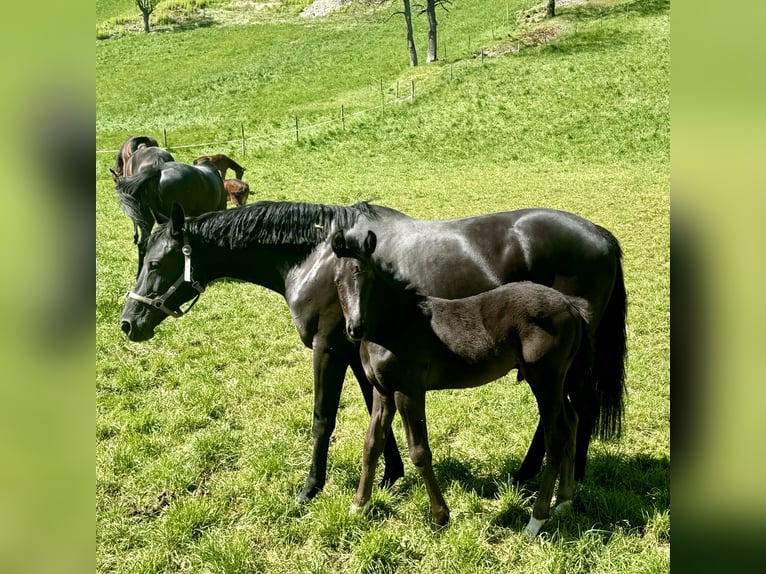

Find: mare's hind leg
349;357;405;488
568;373;597;482
394;389;450;528
513;421;545;484
351;387;397;514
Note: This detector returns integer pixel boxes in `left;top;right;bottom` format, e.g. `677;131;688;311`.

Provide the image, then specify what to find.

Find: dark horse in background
110;145;175;182
331;229;591;536
119;201;626;504
113;135;159;177
114;161;227;274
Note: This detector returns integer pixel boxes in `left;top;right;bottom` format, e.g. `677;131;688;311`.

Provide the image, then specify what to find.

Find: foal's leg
524;375;566;537
394;390;450;528
351;387;397;514
553;398;578;517
348;356;405;488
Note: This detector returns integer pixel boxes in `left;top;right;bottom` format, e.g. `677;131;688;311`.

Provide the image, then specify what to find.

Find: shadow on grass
430;450;670;538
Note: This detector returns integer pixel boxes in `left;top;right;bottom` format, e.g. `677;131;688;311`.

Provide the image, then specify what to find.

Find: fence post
295;116;299;143
380;79;384;116
241;124;245;156
410;79;414;102
163;128;168;148
341;105;345;130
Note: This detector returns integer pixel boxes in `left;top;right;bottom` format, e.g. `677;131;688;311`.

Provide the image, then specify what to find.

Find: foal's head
331;229;378;341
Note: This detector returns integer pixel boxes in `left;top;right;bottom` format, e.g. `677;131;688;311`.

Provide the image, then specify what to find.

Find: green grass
97;0;669;571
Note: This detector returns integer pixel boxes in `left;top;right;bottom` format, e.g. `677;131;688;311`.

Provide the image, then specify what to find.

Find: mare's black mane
185;200;379;250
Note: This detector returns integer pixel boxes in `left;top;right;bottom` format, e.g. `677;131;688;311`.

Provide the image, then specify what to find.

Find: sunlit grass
97;0;669;572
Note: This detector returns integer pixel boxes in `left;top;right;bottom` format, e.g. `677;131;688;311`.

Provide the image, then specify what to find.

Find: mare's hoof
379;470;404;490
553;499;572;516
295;483;322;505
523;516;547;537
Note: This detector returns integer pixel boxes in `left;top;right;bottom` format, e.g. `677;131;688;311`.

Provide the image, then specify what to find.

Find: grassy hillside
97;1;669;572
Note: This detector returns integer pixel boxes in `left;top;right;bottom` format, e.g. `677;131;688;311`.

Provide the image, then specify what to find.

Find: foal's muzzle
346;321;367;341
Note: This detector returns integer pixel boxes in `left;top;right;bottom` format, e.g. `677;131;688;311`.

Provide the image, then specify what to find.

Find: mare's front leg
395;390;450;528
351;386;397;514
348;353;405;489
296;340;348;503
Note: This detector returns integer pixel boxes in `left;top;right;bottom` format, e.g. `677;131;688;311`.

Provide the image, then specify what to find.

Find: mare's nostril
120;321;132;336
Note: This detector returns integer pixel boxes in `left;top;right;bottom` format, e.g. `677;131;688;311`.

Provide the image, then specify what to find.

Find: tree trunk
546;0;555;18
426;0;438;63
141;10;150;32
403;0;418;67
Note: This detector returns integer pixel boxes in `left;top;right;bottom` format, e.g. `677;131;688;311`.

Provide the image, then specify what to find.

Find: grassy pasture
97;0;669;572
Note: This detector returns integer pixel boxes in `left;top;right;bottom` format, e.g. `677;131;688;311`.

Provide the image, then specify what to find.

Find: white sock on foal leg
523;515;547;537
349;502;371;516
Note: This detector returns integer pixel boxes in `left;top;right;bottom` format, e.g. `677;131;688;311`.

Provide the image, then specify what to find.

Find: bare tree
136;0;158;33
417;0;451;64
547;0;555;18
402;0;418;67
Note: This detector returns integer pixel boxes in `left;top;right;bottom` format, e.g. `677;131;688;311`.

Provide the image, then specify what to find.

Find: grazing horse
110;146;175;183
331;229;591;536
119;201;626;504
114;161;226;274
223;178;250;207
193;154;245;180
113;135;159;177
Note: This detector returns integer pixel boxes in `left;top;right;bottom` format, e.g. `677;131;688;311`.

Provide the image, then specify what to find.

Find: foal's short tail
593;225;628;441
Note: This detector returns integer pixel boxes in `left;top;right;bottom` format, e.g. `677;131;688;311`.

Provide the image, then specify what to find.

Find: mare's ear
364;230;377;256
331;230;348;258
170;203;186;238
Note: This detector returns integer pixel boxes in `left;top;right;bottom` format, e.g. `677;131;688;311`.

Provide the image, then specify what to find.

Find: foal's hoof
349;502;371;516
523;516;547;537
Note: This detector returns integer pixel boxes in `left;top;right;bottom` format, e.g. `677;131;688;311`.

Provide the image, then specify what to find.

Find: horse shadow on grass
338;450;669;539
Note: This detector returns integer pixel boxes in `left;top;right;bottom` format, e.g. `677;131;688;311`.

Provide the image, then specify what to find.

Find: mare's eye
148;260;161;270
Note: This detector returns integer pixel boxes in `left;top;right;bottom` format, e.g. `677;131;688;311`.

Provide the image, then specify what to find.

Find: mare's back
157;162;226;215
356;207;615;306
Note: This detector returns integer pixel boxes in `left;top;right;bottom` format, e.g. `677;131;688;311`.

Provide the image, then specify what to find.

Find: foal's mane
187;200;379;250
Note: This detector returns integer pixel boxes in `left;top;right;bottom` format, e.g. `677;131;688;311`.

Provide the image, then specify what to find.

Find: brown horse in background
114;135;159;177
193;154;245;180
223;178;250;207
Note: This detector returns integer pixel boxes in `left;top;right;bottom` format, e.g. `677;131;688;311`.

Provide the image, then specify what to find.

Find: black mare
113;135;159;177
119;201;626;503
331;229;591;535
114;160;226;274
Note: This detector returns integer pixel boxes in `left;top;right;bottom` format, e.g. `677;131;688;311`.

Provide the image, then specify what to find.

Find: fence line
97;1;591;157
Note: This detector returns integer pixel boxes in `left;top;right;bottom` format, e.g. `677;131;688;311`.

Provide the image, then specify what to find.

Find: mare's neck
192;233;313;296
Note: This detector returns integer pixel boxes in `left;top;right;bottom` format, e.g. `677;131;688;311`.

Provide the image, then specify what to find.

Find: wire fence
96;0;613;158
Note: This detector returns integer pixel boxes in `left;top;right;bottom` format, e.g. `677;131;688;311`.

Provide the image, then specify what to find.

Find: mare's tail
114;166;162;235
593;225;628;440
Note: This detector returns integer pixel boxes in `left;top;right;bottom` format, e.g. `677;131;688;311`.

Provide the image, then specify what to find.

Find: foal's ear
364;230;377;255
170;203;186;238
331;230;348;258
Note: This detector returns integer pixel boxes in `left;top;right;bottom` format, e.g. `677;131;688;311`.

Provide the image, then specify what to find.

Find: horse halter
126;236;205;319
